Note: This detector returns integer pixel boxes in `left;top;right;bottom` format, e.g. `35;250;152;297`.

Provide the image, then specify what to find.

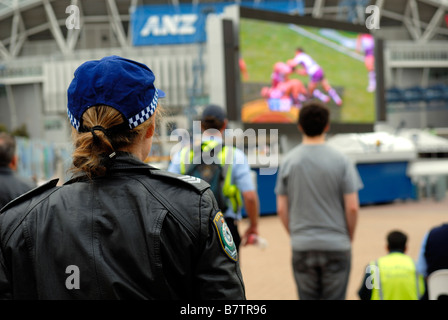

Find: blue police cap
67;55;165;131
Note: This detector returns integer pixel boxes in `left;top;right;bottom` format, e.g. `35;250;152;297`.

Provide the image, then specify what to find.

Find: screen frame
225;6;385;134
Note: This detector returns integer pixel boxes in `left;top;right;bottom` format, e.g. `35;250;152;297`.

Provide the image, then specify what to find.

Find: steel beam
66;0;81;52
106;0;129;48
420;6;446;42
42;0;69;55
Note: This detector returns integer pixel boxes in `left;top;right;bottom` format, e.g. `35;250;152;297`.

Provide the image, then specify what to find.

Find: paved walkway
238;195;448;300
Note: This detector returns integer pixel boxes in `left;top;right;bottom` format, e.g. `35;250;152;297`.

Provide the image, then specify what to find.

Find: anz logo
140;14;198;37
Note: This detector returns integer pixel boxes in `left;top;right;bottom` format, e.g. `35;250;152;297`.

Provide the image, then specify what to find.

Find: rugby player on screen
288;47;342;106
356;33;376;92
263;61;328;107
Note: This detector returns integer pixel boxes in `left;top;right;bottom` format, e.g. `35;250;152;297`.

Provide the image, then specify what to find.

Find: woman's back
0;56;245;300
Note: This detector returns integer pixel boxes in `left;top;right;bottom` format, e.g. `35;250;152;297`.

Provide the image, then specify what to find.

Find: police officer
0;56;245;300
168;105;260;252
0;132;35;208
358;230;425;300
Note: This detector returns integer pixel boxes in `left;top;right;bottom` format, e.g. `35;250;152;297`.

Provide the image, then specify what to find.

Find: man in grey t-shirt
275;101;363;300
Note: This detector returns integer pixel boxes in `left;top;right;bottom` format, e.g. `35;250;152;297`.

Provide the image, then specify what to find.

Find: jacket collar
64;151;159;185
108;151;159;171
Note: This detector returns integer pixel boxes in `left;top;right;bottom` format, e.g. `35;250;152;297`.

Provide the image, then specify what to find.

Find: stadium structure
0;0;447;144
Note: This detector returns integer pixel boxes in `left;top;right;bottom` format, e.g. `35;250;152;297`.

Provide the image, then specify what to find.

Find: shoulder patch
151;170;210;194
0;178;59;213
213;211;238;262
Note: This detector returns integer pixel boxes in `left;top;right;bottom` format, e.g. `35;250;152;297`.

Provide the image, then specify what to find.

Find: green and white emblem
213;211;238;262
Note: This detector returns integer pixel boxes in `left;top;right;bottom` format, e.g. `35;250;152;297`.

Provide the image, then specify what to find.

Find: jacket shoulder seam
150;170;210;194
1;184;61;247
0;179;59;213
131;175;199;239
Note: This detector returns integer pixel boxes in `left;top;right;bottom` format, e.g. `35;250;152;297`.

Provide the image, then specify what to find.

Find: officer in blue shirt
168;105;260;251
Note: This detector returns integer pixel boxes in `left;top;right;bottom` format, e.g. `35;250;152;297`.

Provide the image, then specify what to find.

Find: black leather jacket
0;153;245;299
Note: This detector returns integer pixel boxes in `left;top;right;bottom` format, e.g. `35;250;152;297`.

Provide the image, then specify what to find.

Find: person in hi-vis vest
168;104;260;252
358;230;425;300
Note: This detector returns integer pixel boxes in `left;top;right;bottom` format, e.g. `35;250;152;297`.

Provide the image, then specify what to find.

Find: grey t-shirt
275;144;363;252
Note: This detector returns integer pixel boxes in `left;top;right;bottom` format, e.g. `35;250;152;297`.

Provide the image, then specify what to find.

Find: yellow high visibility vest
179;140;242;212
369;252;425;300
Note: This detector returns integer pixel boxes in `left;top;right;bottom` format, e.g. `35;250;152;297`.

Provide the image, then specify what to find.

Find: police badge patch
213;211;238;262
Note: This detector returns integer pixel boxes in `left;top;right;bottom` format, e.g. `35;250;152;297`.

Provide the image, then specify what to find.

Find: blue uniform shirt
167;135;255;220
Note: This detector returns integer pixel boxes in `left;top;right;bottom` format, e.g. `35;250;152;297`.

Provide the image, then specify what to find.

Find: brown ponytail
70;105;156;178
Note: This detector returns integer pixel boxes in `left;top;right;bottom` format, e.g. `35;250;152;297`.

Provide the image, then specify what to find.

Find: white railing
385;41;448;68
1;45;209;111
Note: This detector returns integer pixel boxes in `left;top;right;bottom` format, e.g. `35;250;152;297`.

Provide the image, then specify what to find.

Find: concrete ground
238;195;448;300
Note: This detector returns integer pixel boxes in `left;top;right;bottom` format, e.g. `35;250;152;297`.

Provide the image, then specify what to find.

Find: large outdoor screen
238;10;379;127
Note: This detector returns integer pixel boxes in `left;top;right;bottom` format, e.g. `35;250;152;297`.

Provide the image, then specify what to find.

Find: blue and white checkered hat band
128;88;159;129
67;89;159;131
67;109;80;131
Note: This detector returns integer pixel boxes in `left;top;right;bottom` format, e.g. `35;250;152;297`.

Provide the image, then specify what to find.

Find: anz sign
131;1;305;46
131;3;228;46
139;14;198;37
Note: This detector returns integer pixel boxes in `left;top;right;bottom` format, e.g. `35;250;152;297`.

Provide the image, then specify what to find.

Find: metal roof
0;0;447;62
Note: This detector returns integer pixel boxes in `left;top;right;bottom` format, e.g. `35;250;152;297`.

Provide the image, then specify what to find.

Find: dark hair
200;104;227;131
387;230;407;252
296;47;304;53
201;117;225;131
0;132;16;167
298;100;330;137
